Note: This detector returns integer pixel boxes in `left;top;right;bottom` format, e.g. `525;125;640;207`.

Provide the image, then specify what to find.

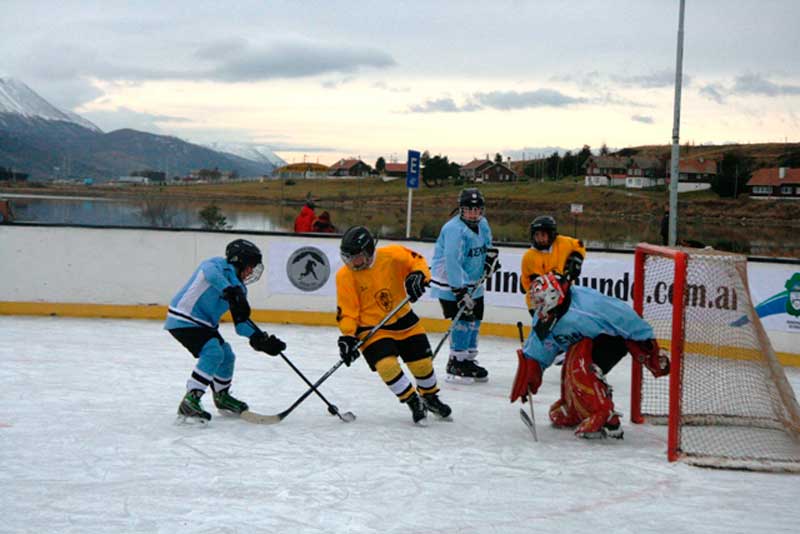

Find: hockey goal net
631;244;800;471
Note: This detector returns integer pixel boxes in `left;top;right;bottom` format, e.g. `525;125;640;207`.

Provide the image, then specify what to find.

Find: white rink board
1;225;798;355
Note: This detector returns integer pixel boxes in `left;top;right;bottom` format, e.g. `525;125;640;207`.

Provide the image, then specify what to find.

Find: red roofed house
328;158;372;177
460;159;493;182
383;162;408;178
746;167;800;198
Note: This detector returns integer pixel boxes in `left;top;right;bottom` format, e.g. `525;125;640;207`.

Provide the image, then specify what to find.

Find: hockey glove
625;339;670;378
222;285;251;324
484;247;501;275
564;252;584;283
404;271;427;302
337;335;360;366
509;349;543;403
453;287;475;311
250;331;286;356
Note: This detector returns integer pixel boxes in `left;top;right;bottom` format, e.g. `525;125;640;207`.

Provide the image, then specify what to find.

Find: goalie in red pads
510;273;669;439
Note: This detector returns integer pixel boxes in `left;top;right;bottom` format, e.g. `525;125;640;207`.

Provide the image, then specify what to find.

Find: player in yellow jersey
335;226;452;425
520;215;586;315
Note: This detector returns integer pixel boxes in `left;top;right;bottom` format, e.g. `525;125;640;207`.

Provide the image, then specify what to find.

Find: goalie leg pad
562;339;616;437
549;398;581;428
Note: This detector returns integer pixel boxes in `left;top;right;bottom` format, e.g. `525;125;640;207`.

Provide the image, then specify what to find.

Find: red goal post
631;243;800;472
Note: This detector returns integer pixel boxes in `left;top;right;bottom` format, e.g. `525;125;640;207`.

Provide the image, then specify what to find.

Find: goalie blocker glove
250;331;286;355
484;247;501;275
338;335;360;366
404;271;427;302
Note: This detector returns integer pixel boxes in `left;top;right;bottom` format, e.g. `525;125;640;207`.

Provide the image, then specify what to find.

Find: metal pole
668;0;686;247
405;188;413;238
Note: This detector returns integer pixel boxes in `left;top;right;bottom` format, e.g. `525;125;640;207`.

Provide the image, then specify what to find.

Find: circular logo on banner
286;246;331;291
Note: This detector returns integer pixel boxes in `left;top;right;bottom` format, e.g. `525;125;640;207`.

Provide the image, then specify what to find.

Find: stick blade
519;408;538;441
339;411;357;423
240;410;282;425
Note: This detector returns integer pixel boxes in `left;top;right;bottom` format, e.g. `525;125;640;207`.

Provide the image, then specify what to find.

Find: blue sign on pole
406;150;421;189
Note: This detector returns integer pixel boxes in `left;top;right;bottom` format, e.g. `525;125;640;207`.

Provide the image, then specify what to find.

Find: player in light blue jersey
510;273;669;439
166;239;286;423
430;188;499;383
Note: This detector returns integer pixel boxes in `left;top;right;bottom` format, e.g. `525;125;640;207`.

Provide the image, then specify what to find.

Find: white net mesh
637;247;800;472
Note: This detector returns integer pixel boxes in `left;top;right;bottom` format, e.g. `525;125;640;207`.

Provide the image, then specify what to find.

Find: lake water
4;194;799;258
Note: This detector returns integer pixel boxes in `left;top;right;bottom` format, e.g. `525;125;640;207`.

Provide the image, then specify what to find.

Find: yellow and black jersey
336;244;431;348
520;234;585;308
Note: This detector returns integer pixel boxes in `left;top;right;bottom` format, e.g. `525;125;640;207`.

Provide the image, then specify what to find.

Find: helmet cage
531;273;565;320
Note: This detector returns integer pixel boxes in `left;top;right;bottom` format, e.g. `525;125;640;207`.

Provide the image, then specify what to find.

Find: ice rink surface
2;316;798;534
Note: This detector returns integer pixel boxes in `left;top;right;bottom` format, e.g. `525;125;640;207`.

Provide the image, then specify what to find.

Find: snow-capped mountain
0;77;101;132
204;142;286;168
0;78;279;180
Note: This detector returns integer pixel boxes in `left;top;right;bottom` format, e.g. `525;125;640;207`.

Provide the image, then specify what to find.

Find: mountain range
0;78;285;180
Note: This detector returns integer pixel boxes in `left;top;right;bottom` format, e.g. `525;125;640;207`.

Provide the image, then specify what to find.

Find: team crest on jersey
375;289;393;312
286;246;331;292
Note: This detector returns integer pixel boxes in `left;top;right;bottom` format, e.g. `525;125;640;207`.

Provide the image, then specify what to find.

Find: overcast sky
2;0;798;164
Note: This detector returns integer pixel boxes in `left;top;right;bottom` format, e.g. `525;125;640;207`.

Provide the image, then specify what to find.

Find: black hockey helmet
530;215;557;250
458;187;484;227
225;239;263;284
340;225;376;271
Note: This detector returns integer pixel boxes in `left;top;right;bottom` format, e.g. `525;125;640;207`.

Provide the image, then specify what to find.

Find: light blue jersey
430;215;493;300
523;285;654;370
164;256;256;338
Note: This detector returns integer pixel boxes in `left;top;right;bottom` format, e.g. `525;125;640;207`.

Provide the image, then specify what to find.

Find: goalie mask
225;239;264;285
531;273;566;321
530;215;558;250
340;225;376;271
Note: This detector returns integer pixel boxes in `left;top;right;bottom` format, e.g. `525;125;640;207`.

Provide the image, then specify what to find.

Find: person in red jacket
312;211;337;233
293;195;316;233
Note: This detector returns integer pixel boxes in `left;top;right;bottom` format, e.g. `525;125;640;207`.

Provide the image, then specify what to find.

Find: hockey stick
516;320;538;442
242;297;412;425
432;255;499;360
243;320;355;422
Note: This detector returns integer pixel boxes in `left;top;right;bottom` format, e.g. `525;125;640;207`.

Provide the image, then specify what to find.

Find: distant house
663;156;717;192
383;163;407;179
460;159;493;182
475;162;517;182
583;156;628;187
746;167;800;198
274;162;330;179
625;156;666;188
328;158;372;177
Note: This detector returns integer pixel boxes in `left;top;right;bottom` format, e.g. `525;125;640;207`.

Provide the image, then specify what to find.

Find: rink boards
1;224;798;366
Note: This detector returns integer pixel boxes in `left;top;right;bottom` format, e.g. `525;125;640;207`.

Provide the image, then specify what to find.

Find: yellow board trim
2;300;798;367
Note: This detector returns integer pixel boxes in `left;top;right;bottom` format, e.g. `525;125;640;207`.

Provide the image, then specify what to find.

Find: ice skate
213;388;249;416
176;389;211;425
446;357;488;384
576;412;623;440
406;393;428;426
423;393;453;421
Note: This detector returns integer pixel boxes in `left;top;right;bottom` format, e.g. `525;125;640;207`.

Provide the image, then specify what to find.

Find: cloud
80;107;190;133
732;74;800;96
207;40;396;82
472;89;586;110
699;84;726;104
409;97;470;113
631;114;654;124
612;70;689;88
408;89;585;113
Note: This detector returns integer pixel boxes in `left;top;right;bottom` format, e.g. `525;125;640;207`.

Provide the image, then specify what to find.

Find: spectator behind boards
294;193;316;233
312;211;337;233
